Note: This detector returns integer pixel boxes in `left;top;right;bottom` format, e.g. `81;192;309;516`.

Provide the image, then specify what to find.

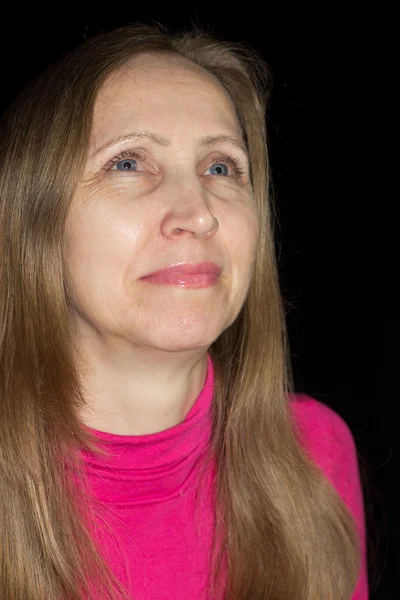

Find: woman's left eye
205;155;245;178
206;163;229;176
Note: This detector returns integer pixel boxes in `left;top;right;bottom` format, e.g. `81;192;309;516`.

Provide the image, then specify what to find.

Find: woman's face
65;53;259;352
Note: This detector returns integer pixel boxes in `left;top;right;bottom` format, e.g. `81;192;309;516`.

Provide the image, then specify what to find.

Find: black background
1;6;396;598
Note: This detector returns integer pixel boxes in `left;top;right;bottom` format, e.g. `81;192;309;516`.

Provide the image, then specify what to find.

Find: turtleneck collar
80;353;214;508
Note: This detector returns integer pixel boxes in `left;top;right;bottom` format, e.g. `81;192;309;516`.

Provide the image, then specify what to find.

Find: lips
141;261;221;279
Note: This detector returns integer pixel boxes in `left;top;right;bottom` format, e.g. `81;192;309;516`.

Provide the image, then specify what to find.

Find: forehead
92;53;241;140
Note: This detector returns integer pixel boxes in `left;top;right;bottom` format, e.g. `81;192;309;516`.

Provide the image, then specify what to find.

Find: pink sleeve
291;395;369;599
332;408;368;599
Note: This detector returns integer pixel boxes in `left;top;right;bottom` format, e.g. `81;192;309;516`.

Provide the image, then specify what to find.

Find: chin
135;325;222;353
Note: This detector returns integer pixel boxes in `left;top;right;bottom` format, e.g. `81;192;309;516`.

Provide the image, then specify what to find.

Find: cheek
64;209;134;313
227;203;259;265
65;188;144;268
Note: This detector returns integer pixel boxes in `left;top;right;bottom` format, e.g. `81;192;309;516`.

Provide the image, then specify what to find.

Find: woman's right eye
112;159;138;171
104;148;147;172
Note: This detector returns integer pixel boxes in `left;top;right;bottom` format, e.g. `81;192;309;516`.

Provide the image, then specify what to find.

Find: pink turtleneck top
81;353;368;599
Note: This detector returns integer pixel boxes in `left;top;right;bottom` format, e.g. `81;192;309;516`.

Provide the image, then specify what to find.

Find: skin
64;52;259;435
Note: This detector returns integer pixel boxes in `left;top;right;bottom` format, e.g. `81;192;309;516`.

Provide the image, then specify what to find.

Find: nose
160;175;219;240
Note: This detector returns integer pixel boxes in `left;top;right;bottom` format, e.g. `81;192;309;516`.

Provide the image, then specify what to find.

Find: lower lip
141;273;219;288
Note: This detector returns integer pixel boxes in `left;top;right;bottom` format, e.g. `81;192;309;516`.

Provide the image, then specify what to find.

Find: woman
0;23;367;600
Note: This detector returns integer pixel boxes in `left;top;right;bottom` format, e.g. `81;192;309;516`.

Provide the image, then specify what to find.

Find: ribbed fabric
80;354;368;599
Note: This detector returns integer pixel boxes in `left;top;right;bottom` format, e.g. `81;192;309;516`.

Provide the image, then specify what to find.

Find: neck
73;328;209;436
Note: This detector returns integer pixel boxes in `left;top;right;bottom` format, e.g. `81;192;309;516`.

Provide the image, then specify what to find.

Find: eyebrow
91;130;248;159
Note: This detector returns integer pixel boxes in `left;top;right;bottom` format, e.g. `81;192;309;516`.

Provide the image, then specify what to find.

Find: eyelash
103;149;246;177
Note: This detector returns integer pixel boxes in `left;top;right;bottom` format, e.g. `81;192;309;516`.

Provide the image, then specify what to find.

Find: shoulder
288;394;369;598
288;393;361;496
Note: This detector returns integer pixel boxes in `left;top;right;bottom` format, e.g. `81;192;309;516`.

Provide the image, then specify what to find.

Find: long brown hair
0;23;361;599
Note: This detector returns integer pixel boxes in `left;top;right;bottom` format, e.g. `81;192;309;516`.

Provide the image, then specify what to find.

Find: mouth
140;261;221;288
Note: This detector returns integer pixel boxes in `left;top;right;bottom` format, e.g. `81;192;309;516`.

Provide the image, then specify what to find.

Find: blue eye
209;163;229;176
114;159;138;171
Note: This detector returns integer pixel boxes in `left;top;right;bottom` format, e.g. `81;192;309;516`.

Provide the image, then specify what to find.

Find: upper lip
141;261;221;278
